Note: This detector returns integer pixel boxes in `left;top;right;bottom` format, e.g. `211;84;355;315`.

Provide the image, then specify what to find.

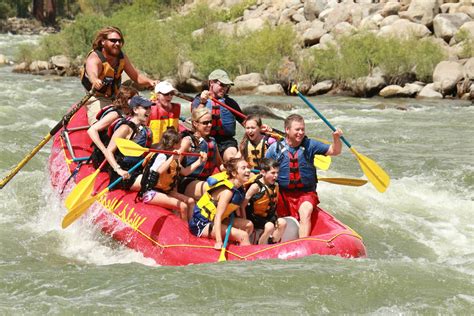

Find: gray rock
256;84;285;96
418;83;443;98
380;15;400;27
307;80;333;95
399;0;440;27
178;61;195;84
236;18;266;36
303;0;328;21
302;20;326;46
351;68;387;97
379;85;404;98
185;78;203;92
50;55;71;69
0;54;6;65
464;58;474;80
234;73;265;92
29;60;50;72
378;19;431;39
433;61;464;95
380;1;401;17
13;62;28;73
433;13;471;42
331;22;356;37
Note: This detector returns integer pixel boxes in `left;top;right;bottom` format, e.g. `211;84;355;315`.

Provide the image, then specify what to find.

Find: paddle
62;158;145;229
65;160;107;210
218;212;235;262
0;89;95;189
290;84;390;193
249;169;366;187
114;138;201;158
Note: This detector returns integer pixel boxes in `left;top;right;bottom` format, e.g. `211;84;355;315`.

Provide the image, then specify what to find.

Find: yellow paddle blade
319;177;367;187
218;248;227;262
314;155;331;171
65;170;99;210
351;148;390;193
62;188;109;229
115;138;149;157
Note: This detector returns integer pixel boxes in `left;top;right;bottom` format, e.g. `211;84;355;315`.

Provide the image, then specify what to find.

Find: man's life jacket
196;172;245;221
274;137;318;192
149;102;181;143
81;49;125;98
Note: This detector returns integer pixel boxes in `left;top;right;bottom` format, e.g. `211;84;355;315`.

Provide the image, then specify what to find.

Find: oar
218;212;235;262
114;138;201;158
62;158;145;229
291;84;390;193
249;169;366;187
0;89;95;189
65;160;107;210
318;177;367;187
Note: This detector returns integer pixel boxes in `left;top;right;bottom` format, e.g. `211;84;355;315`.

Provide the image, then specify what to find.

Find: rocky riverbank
1;0;473;100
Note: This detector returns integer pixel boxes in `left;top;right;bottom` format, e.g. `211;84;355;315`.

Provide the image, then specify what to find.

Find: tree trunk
45;0;56;26
33;0;44;22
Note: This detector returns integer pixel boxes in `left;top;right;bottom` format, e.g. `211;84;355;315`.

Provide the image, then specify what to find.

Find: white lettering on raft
98;195;147;230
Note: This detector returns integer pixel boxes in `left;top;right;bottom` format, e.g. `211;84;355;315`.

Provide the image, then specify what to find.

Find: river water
1;34;473;314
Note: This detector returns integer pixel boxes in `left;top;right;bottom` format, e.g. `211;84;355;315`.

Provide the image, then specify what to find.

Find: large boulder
399;0;440;27
50;55;71;70
464;58;474;80
350;67;387;97
177;61;195;84
418;83;443;99
307;80;333;96
0;54;6;65
302;19;326;46
29;60;50;72
234;73;265;93
256;84;285;96
378;19;431;39
236;18;266;36
433;61;464;95
380;1;401;17
433;13;472;43
303;0;329;21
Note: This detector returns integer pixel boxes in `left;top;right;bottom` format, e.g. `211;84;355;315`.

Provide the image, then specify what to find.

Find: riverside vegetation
4;0;474;100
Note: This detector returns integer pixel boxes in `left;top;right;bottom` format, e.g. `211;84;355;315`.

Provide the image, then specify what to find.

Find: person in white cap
191;69;245;162
149;81;181;143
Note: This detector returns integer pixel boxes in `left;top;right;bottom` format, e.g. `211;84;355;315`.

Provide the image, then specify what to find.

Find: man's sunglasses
107;38;123;44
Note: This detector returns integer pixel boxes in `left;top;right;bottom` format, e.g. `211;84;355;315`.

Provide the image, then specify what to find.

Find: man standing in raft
265;114;343;238
81;26;156;125
191;69;244;162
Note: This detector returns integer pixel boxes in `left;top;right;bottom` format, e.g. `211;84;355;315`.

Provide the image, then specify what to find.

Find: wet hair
191;107;211;132
224;157;246;179
92;26;124;51
259;158;280;172
284;114;304;130
112;86;138;116
239;115;263;154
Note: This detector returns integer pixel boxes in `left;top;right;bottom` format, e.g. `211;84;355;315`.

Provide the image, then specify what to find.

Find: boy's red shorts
276;190;320;221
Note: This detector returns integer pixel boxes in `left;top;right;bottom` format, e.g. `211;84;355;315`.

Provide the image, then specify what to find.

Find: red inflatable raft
49;105;367;265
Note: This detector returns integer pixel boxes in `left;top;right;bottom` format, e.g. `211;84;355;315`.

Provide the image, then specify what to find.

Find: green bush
309;32;445;84
455;29;474;58
0;0;14;19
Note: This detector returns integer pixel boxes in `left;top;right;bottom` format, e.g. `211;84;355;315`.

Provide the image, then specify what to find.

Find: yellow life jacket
155;157;180;192
81;49;125;98
197;172;244;221
149;102;181;143
244;136;269;169
246;174;279;218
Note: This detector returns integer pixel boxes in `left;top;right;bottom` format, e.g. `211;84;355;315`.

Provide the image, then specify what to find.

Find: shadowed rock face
241;104;287;120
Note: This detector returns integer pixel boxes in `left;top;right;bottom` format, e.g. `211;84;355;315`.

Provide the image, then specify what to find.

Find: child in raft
137;128;206;221
238;115;278;171
189;157;254;249
243;158;287;244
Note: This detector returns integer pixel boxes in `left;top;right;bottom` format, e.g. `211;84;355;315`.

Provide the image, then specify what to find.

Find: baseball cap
129;95;153;108
154;81;177;94
208;69;234;85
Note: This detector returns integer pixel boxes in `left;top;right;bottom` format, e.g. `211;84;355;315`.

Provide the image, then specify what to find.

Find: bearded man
81;26;156;124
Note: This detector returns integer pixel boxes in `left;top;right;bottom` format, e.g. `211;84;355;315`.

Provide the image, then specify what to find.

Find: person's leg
183;180;207;200
169;190;195;221
298;201;314;238
147;191;189;221
272;218;287;242
213;217;253;246
86;96;111;125
258;222;275;245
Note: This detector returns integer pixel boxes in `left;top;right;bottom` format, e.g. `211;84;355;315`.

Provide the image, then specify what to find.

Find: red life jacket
149;102;181;143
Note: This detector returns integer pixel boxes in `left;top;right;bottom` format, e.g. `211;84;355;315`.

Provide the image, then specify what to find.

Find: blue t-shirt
265;137;329;191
